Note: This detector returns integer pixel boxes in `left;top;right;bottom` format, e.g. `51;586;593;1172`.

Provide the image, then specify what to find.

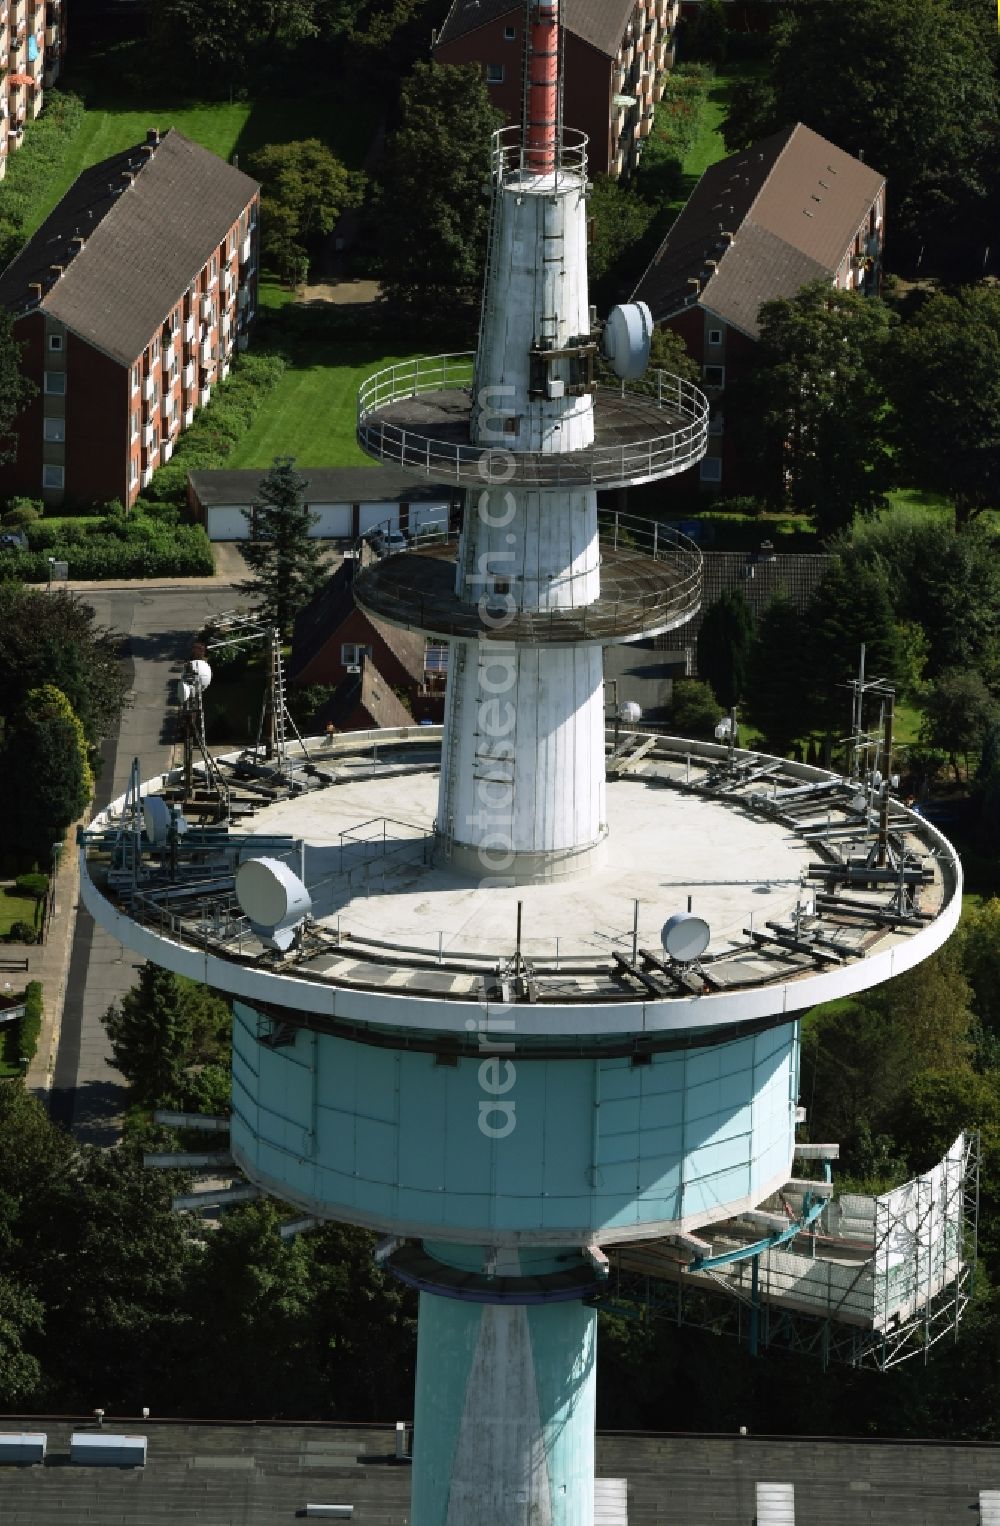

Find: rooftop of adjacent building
0;128;259;365
1;1417;998;1525
436;0;637;58
189;467;458;511
632;122;885;335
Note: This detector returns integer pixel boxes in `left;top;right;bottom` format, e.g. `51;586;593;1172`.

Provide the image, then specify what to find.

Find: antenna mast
522;0;561;174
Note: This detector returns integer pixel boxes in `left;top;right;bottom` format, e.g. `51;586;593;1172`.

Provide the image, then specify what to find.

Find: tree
239;457;326;635
888;286;1000;529
920;668;998;784
0;308;35;462
151;0;318;93
962;898;1000;1041
1;685;94;859
742;594;809;753
721;0;996;240
697;588;753;707
679;0;727;65
378;61;501;316
587;175;657;288
726;281;896;530
801;560;906;742
101;963;196;1108
249;139;364;283
669;678;721;738
0;585;129;749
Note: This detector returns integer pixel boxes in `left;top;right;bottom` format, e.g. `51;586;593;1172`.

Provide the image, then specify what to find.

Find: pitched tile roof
290;557;426;686
633;123;885;337
327;657;415;732
437;0;634;57
0;130;258;366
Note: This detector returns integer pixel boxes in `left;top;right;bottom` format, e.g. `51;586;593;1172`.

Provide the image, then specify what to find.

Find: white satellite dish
143;795;188;847
188;659;213;692
177;680;194;704
235;856;312;952
618;700;642;724
603;301;654;381
661;912;711;963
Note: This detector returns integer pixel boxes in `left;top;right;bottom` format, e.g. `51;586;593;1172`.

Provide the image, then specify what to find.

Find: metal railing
352;509;702;644
356;352;710;490
491;124;589;185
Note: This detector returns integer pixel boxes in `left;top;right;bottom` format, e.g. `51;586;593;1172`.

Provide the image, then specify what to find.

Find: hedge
142;352;287;505
18;981;43;1067
2;520;214;581
636;65;714;204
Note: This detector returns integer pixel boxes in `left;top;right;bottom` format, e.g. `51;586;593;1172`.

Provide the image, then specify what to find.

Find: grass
226;339;421;469
0;888;39;939
668;62;766;214
19;86;380;244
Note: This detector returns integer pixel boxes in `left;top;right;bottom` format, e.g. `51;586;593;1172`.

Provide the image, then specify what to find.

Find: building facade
0;129;259;508
434;0;680;179
0;0;62;180
632;123;886;489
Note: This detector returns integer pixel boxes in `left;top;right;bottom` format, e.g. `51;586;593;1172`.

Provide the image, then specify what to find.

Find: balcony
239;234;251;265
198;340;213;367
182;360;196;390
200;295;213;323
199;386;211;409
162;439;174;463
184;312;195;343
143;372;156;401
143;421;156;449
160;391;173;419
237;287;249;312
184;405;194;428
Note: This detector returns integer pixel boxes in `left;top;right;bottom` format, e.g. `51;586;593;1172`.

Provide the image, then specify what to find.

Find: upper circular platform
352;510;701;646
356;354;709;490
78;729;963;1050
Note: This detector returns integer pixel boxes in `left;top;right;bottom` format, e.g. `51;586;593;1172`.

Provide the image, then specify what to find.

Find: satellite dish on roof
618;700;642;724
236;856;312;952
188;659;212;692
603;301;654;381
143;795;187;847
661;912;711;964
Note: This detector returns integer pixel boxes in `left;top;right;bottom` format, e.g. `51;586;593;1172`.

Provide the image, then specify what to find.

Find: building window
699;458;722;483
210;254;218;280
708;412;724;437
707;329;722;346
503;24;516;39
131;363;140;391
43;371;66;395
42;463;64;489
486;63;505;83
150;336;160;362
341;643;372;667
130;409;140;440
43;416;65;442
48;333;63;352
129;457;139;486
703;365;725;388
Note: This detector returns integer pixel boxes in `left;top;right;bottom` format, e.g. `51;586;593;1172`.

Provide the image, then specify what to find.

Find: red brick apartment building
0;0;63;180
434;0;680;179
632;123;885;489
0;129;259;509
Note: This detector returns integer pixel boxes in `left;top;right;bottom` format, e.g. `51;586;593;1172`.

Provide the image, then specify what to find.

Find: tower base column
409;1249;597;1526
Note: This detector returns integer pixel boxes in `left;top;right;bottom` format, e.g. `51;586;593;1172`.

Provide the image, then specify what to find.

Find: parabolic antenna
603;301;654;381
188;659;213;692
235;856;312;952
618;700;642;724
143;796;188;846
661;912;711;963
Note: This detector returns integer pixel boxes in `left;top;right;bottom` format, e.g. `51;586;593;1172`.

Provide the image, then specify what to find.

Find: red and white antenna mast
522;0;562;173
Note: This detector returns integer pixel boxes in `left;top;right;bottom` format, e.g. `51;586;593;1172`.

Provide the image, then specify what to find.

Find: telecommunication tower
80;5;966;1522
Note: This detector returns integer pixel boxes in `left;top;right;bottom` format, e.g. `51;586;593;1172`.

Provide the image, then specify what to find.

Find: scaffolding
606;1133;979;1371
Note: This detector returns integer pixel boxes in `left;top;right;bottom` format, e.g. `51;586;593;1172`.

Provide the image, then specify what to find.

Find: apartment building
0;0;63;180
0;129;259;508
632;123;886;489
434;0;680;179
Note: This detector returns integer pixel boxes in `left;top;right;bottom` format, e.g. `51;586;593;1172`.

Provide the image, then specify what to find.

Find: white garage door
206;505;251;541
359;501;400;534
310;503;353;538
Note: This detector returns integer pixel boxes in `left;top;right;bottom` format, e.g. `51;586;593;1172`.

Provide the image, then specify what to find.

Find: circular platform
356;355;709;489
353;513;701;645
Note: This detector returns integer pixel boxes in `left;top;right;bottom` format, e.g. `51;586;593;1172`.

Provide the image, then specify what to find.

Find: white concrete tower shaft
437;0;607;881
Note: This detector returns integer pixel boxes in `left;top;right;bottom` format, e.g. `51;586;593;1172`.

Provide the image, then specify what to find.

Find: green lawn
0;889;39;939
21;91;380;243
669;63;765;212
226;340;422;469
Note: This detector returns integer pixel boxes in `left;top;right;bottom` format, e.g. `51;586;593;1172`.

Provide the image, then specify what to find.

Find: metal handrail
491;124;589;184
356;353;710;490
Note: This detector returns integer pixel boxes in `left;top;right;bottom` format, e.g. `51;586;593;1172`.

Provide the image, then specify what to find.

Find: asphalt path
48;581;239;1144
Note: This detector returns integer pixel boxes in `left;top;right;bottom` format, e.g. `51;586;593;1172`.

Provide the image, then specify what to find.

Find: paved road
48;580;239;1144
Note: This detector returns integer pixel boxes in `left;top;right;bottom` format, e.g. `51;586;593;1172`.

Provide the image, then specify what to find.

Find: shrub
0;522;215;581
3;504;41;528
14;873;48;899
7;922;36;945
18;981;43;1064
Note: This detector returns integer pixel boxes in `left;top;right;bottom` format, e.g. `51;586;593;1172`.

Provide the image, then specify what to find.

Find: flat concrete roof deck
79;731;962;1040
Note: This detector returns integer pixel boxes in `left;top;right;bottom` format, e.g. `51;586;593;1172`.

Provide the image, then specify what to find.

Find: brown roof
437;0;634;57
290;558;426;686
327;657;415;732
633;124;885;337
0;130;258;366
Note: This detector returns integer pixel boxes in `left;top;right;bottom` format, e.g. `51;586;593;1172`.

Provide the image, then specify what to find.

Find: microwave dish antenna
604;301;654;381
235;857;311;953
661;912;711;964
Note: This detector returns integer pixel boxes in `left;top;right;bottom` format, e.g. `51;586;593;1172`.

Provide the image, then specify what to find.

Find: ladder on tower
439;643;467;860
